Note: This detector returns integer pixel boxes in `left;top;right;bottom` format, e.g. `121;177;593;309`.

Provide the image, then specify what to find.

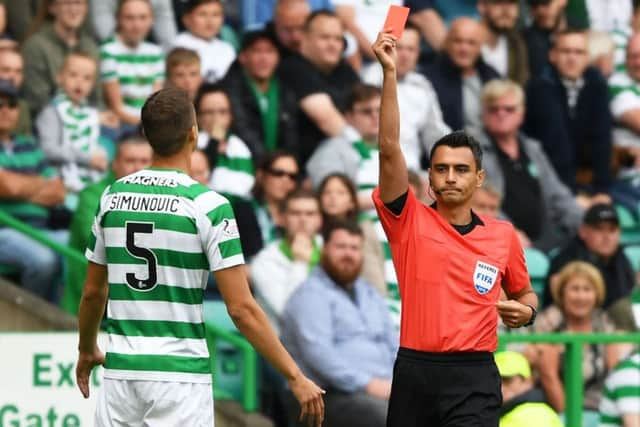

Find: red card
382;5;410;39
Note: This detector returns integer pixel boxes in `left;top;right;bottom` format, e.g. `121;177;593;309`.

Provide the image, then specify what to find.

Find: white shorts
95;378;214;427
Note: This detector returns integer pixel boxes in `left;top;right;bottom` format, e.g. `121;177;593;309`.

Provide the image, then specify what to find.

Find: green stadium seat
624;245;640;272
524;248;549;301
615;205;640;245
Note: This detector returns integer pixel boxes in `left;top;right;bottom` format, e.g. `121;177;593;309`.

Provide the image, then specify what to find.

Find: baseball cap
0;79;18;102
583;203;619;227
494;351;531;379
240;29;277;52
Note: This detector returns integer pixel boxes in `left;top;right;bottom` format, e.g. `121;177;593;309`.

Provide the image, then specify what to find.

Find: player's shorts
95;378;214;427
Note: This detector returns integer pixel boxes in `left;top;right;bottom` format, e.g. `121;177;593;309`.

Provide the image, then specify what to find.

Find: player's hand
497;300;533;328
288;372;325;426
372;30;397;72
76;347;105;398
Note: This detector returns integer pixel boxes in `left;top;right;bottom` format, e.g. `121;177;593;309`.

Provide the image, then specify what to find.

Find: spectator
278;10;359;165
467;79;583;251
165;47;202;101
62;133;151;314
423;17;500;130
101;0;164;128
36;52;108;195
536;261;626;415
588;30;616;79
478;0;529;85
544;203;635;309
609;33;640;166
281;219;398;427
171;0;235;83
232;151;299;259
0;48;31;135
471;181;502;219
494;351;564;427
189;148;210;185
241;0;331;31
264;0;311;58
90;0;177;50
3;1;39;43
317;173;385;295
22;0;99;117
361;22;451;171
306;83;401;325
0;79;66;301
333;0;404;61
611;1;640;73
220;30;299;163
194;84;255;200
568;0;632;33
598;287;640;427
524;29;612;193
522;0;568;78
250;188;322;333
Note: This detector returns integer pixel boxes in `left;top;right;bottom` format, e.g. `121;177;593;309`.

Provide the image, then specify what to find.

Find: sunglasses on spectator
267;168;299;180
487;105;519;114
0;98;18;109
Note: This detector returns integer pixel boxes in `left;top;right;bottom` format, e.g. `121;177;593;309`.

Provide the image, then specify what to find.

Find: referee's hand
497;300;533;328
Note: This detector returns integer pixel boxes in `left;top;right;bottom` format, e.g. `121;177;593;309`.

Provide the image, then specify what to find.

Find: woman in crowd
317;172;386;295
535;261;628;418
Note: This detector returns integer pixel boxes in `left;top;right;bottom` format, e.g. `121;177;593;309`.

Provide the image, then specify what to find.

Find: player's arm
76;261;108;398
215;265;325;427
372;31;408;203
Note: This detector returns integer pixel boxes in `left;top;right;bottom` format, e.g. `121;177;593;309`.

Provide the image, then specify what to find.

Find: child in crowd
165;47;203;101
195;84;254;200
172;0;236;83
101;0;164;127
35;52;110;195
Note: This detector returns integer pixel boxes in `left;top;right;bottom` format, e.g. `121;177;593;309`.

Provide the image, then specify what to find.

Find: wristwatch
522;304;537;327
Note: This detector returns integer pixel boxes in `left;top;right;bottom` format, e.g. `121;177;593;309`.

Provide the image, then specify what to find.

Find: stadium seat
624;245;640;272
615;205;640;245
524;248;549;301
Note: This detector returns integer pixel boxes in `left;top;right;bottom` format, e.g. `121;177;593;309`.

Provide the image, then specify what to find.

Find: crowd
0;0;639;426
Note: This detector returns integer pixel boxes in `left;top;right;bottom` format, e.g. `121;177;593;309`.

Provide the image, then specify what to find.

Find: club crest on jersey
473;260;498;295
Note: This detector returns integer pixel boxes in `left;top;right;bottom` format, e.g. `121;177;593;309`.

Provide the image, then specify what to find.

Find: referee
371;31;539;427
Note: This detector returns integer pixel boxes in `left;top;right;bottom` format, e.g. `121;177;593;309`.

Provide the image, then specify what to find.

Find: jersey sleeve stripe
105;352;210;374
219;238;243;259
106;247;209;270
107;318;206;340
211;253;245;271
109;283;203;305
206;202;236;227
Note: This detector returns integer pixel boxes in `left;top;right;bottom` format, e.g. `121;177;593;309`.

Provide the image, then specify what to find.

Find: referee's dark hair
141;87;196;157
429;130;483;171
321;218;363;243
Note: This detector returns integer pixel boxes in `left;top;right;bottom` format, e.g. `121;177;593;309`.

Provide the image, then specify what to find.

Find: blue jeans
0;228;68;301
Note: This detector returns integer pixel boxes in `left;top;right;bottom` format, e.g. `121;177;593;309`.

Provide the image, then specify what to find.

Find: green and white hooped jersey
199;133;255;200
53;92;102;190
351;140;401;326
86;168;244;383
100;36;164;118
599;352;640;427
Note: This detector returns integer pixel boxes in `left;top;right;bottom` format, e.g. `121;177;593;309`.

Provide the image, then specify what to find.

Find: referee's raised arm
372;31;409;203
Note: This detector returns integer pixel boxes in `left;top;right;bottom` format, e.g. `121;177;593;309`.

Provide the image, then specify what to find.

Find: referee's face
429;146;484;206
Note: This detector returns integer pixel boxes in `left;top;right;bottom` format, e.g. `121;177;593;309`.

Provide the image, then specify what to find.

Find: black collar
430;202;485;235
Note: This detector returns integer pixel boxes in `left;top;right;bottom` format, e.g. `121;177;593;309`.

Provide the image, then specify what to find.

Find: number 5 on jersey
125;221;158;291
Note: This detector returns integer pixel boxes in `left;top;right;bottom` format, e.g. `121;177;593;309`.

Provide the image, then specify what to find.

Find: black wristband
522;304;537;327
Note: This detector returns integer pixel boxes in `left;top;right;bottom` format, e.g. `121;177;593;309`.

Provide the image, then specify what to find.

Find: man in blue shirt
281;219;398;427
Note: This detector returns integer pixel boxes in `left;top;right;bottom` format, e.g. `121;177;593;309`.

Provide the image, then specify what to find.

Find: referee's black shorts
387;348;502;427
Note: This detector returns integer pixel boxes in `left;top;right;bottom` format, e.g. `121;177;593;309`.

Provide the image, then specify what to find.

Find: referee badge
473;260;499;295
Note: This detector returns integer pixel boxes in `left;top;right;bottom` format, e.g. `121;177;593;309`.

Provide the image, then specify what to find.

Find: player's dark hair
141;87;196;157
321;218;363;243
429;130;483;170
